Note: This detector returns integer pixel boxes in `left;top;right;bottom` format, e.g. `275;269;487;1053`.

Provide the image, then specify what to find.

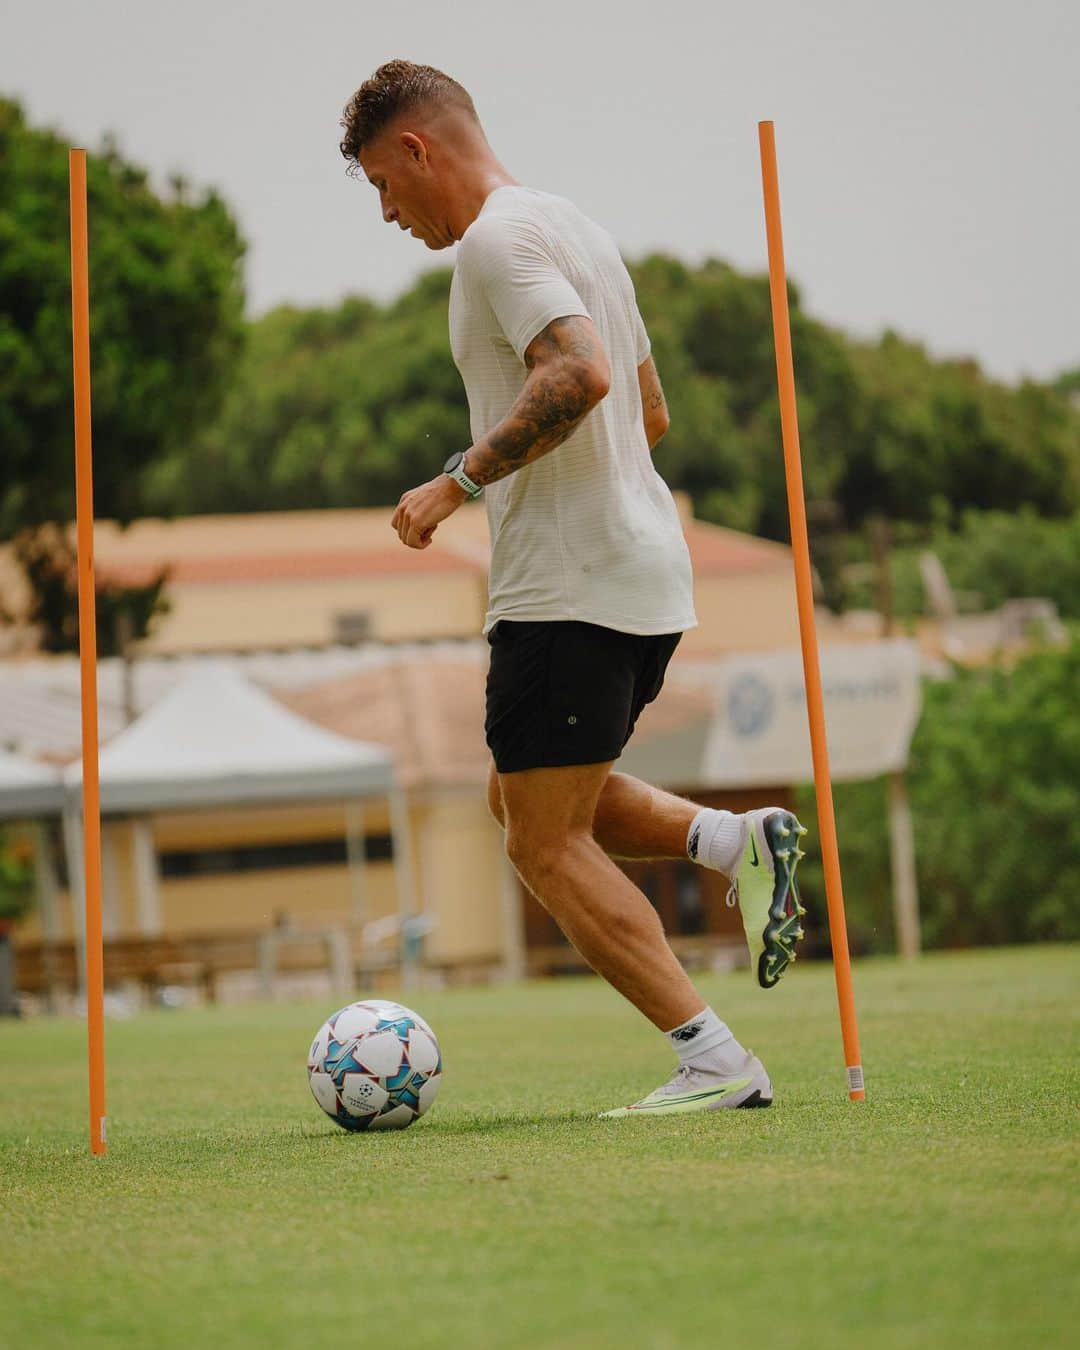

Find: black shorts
485;620;682;774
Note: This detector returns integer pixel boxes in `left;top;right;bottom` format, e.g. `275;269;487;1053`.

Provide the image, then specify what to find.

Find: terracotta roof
683;523;791;575
277;650;718;790
277;651;491;789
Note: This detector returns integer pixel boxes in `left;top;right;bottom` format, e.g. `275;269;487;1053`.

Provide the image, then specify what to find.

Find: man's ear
399;132;428;168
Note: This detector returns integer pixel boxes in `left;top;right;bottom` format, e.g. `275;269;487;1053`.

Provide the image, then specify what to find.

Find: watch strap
446;458;483;498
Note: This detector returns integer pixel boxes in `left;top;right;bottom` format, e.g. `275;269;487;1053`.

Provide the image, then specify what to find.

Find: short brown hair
339;61;477;170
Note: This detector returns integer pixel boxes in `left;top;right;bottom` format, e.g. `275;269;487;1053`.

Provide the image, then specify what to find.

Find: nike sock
686;807;745;876
665;1007;749;1076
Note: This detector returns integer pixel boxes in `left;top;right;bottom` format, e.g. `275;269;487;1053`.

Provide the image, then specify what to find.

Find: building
0;500;923;995
0;496;801;657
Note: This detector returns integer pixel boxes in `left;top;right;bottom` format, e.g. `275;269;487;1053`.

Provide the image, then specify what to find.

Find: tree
142;275;471;516
113;247;1080;553
0;98;246;532
0;98;246;644
796;635;1080;952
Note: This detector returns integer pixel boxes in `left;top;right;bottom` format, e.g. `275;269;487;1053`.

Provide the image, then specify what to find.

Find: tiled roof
278;651;491;789
0;641;721;787
277;650;718;790
683;523;791;575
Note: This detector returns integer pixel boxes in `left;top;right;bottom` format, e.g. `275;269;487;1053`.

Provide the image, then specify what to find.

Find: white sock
665;1006;749;1076
686;807;745;875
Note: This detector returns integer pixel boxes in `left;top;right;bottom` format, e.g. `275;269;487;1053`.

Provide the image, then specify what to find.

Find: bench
14;928;351;1004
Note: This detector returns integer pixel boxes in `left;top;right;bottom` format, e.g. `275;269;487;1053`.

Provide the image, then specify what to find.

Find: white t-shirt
449;185;697;637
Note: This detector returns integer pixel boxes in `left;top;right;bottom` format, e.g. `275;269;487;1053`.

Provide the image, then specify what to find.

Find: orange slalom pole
757;122;865;1101
70;148;108;1153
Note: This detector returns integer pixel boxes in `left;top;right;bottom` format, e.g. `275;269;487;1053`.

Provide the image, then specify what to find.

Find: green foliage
841;509;1080;620
797;636;1080;952
0;97;246;537
145;249;1079;541
0;831;34;922
143;277;470;514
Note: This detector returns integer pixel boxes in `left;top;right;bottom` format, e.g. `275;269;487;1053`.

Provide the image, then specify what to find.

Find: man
339;61;806;1115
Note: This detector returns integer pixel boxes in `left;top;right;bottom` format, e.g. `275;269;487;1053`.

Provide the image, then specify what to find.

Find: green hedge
795;634;1080;953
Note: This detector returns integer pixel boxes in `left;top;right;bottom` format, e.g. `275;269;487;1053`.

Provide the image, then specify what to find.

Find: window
158;833;393;879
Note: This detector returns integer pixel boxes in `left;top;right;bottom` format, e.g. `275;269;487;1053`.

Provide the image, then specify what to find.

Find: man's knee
506;825;587;888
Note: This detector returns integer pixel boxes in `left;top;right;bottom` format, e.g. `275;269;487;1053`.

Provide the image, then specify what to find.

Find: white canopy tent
0;746;64;820
61;664;414;983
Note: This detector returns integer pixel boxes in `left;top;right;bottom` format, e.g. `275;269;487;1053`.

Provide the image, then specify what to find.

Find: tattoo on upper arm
465;317;606;488
523;315;599;370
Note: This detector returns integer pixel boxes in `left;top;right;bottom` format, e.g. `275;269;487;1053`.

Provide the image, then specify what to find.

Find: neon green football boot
732;808;808;989
599;1054;773;1117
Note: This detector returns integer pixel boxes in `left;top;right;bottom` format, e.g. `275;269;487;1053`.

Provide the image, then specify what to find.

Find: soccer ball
307;999;442;1132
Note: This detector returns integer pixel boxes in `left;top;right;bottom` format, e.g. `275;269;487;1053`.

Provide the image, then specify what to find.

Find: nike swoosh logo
749;834;759;867
631;1077;754;1110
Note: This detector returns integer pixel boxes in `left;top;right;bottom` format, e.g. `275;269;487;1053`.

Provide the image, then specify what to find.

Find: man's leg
498;759;773;1113
489;763;732;865
498;759;703;1030
591;771;697;860
488;759;808;994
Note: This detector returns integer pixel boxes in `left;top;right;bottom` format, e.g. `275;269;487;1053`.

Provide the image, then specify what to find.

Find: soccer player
340;61;807;1115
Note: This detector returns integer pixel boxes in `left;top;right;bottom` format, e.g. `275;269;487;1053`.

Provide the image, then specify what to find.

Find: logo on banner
728;674;774;738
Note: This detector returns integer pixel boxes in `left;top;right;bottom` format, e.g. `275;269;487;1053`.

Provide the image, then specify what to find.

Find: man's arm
637;355;670;450
391;313;609;549
462;315;611;488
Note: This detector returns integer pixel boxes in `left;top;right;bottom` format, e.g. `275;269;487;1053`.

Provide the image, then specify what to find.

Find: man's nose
381;197;397;225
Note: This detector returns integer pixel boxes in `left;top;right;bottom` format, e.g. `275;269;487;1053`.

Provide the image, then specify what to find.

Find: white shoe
599;1053;773;1117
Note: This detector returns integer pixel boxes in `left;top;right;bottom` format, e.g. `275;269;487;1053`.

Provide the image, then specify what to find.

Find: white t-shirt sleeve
633;305;651;365
462;215;590;362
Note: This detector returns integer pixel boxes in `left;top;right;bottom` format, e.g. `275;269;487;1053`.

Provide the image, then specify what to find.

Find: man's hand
391;473;467;549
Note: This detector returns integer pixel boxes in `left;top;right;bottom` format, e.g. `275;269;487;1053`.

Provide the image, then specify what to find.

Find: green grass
1;946;1077;1349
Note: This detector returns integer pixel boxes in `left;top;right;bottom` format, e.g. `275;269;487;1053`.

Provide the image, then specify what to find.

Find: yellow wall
157;861;398;934
683;570;800;655
150;573;486;653
415;791;506;966
152;801;390;850
14;791;511;972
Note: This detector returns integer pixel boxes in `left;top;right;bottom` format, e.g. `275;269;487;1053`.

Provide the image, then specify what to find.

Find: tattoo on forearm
647;390;665;410
465;317;607;488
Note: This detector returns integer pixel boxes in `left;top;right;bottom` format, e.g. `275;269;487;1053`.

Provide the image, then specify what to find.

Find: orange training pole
70;148;108;1152
757;122;865;1100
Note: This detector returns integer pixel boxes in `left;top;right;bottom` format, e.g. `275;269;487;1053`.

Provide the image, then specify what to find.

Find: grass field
1;945;1077;1349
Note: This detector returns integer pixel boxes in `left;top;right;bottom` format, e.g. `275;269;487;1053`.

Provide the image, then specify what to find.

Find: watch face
443;451;464;473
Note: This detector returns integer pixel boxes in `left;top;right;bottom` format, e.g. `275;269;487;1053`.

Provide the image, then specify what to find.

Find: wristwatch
443;451;483;499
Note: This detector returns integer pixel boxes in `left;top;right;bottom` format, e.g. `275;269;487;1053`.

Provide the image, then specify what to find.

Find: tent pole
343;800;367;927
61;805;87;1001
33;822;61;943
131;818;162;935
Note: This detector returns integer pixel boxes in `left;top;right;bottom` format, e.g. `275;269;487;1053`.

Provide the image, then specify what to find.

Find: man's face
357;130;454;251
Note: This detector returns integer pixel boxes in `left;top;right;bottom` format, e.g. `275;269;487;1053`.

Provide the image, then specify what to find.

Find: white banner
694;640;922;786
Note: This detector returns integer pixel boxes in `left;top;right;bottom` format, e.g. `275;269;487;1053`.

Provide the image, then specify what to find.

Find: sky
3;0;1077;384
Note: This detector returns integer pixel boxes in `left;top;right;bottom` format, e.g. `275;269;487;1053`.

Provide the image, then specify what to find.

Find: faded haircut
339;60;478;173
